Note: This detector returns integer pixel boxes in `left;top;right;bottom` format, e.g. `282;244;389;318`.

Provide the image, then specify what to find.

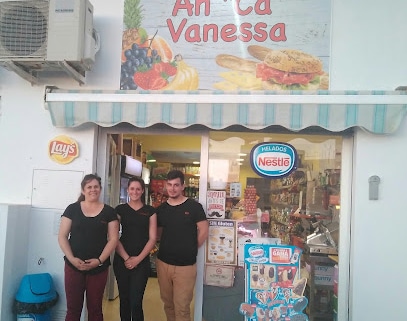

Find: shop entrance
101;131;203;321
98;128;348;321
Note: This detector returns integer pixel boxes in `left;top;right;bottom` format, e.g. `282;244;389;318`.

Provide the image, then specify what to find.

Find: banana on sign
162;54;199;90
48;135;79;164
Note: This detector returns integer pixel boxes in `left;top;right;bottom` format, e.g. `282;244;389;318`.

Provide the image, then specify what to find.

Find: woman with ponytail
58;174;119;321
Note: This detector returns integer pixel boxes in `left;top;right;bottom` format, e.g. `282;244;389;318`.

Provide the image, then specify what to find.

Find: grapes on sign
120;43;163;90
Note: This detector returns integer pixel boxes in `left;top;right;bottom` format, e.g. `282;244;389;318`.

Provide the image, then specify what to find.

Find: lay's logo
48;135;79;164
250;142;297;178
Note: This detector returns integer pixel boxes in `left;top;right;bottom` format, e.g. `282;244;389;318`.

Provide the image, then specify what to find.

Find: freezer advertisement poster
240;244;309;321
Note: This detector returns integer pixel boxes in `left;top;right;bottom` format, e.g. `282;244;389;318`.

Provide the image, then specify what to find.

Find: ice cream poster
239;244;309;321
120;0;331;91
206;219;237;265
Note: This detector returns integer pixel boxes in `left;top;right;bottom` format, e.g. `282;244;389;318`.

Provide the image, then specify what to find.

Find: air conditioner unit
0;0;100;84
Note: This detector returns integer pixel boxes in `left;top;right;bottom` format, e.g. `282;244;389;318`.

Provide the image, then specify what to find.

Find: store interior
102;130;342;321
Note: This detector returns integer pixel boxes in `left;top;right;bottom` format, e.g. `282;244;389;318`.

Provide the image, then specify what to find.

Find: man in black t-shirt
156;170;208;321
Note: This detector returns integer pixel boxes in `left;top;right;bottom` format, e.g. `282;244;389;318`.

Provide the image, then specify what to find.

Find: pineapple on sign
122;0;173;64
121;0;148;62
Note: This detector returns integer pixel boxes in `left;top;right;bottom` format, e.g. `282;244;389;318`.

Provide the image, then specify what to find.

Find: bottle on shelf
317;289;329;313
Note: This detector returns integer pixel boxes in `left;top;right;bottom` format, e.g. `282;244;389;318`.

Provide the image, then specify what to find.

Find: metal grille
0;1;49;58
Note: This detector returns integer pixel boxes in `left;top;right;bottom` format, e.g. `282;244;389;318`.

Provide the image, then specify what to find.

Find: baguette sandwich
256;49;325;90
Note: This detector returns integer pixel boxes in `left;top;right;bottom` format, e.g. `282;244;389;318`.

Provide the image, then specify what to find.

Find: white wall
331;0;407;90
0;205;31;321
351;119;407;321
0;0;406;320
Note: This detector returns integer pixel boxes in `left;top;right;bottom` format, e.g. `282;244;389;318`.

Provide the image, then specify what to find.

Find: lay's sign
48;135;79;164
250;142;297;178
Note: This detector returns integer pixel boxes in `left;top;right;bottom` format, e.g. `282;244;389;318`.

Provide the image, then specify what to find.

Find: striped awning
45;89;407;134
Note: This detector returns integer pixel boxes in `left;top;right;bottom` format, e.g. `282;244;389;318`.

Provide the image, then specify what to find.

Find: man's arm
196;220;209;247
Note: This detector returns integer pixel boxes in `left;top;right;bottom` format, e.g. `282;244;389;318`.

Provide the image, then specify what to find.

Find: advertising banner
207;190;226;219
240;243;308;321
206;219;238;265
120;0;331;91
238;237;281;267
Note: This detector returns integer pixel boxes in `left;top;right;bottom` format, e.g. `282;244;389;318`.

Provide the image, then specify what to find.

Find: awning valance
45;89;407;134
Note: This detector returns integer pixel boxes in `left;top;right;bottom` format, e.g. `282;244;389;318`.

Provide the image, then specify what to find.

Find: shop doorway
101;131;203;321
98;128;349;321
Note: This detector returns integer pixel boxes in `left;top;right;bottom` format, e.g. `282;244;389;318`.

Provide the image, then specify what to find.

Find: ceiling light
236;158;244;162
238;153;247;156
193;161;200;164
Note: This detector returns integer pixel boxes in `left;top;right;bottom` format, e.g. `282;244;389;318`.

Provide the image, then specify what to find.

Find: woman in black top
58;174;119;321
114;177;157;321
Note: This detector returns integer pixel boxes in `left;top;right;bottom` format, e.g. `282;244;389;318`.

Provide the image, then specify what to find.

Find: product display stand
240;244;309;321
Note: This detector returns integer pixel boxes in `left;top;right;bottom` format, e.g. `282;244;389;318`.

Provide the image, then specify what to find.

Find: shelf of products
248;170;308;245
270;169;307;209
306;169;340;216
149;163;200;206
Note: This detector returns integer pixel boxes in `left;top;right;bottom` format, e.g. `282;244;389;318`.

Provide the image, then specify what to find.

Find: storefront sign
206;219;237;265
250;142;297;178
120;0;331;91
48;135;79;164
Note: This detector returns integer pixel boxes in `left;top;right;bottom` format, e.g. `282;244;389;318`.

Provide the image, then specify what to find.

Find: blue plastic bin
14;273;58;321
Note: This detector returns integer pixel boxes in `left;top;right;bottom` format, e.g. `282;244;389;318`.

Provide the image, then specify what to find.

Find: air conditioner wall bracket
4;61;39;85
58;61;86;85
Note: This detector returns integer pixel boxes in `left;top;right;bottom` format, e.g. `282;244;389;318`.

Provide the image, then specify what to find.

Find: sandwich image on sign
255;48;327;90
214;45;328;90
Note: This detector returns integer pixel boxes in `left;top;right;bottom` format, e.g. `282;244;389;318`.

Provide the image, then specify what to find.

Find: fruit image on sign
120;0;199;90
48;135;79;164
250;142;297;178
